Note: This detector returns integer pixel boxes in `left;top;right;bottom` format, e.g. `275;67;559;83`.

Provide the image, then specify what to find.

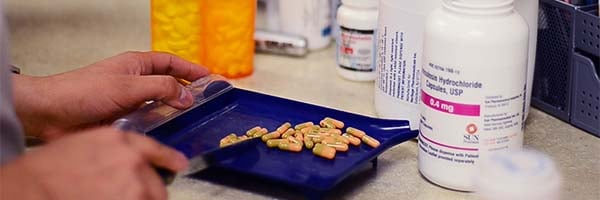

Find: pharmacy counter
6;0;599;199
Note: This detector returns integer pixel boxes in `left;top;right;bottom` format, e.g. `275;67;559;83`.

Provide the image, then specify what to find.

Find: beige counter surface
5;0;599;199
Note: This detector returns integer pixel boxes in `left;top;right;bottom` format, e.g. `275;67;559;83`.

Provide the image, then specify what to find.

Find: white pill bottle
374;0;442;130
418;0;528;191
336;0;379;81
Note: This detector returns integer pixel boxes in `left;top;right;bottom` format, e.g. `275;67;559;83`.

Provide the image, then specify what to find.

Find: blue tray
146;88;417;195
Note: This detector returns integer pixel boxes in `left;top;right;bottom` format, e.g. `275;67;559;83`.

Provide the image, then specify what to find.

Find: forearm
0;161;49;200
11;74;57;139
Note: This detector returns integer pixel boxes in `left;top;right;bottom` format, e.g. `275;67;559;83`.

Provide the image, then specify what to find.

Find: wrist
12;74;57;139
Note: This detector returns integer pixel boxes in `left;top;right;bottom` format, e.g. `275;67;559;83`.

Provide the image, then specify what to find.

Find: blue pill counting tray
116;75;417;197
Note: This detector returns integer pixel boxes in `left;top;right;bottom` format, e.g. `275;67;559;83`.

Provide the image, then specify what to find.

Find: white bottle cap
475;150;562;200
341;0;378;8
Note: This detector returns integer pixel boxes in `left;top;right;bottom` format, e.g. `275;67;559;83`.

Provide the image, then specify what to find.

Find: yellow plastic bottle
151;0;256;78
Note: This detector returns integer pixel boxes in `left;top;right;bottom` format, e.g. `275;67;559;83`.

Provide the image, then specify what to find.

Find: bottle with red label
335;0;378;81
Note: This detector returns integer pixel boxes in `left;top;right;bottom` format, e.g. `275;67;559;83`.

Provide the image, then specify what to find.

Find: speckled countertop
5;0;599;199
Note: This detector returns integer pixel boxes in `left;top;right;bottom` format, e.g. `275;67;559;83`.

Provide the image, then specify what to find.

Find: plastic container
418;0;528;191
514;0;539;119
278;0;331;50
532;0;599;137
475;150;562;200
335;0;379;81
151;0;256;78
374;0;442;130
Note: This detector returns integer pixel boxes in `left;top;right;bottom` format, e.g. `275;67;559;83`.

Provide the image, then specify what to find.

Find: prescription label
337;26;376;72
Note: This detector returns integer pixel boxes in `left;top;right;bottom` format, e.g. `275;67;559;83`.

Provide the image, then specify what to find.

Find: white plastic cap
341;0;378;8
475;150;562;200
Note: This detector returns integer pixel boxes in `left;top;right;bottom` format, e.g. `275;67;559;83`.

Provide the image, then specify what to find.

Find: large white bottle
418;0;528;191
514;0;539;119
374;0;442;130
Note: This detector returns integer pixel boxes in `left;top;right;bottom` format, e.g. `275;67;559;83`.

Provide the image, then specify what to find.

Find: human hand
13;51;209;140
0;127;188;200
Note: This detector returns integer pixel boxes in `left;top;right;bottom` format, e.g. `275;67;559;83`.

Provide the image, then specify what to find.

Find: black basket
533;0;599;137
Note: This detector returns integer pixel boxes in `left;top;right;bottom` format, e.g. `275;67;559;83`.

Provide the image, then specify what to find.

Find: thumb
129;75;194;109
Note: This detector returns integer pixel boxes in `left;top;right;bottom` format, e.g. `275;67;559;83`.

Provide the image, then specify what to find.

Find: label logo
463;123;479;144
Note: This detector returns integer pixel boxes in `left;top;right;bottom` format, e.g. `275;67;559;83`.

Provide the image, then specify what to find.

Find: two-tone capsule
312;143;336;159
276;122;291;133
346;127;366;138
323;117;344;129
342;133;361;146
261;131;282;142
362;135;380;148
278;141;303;152
266;139;287;148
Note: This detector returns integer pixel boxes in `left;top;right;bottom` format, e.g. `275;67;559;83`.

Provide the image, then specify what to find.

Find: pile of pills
219;117;380;159
151;0;202;64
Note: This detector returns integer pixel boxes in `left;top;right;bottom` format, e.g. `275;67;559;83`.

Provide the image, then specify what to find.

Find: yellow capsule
253;128;268;137
324;117;345;129
294;122;314;130
320;128;342;135
333;135;350;144
321;136;336;144
278;142;303;152
246;126;262;136
219;133;237;144
304;136;315;149
362;135;381;148
282;129;295;139
342;133;361;146
287;136;303;145
276;122;292;133
346;127;366;138
319;120;336;129
261;131;282;142
266;139;287;148
300;126;312;134
312;144;336;159
238;135;249;141
325;142;349;152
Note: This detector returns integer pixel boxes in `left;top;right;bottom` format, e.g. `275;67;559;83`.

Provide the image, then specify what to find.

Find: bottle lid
341;0;378;8
475;150;562;200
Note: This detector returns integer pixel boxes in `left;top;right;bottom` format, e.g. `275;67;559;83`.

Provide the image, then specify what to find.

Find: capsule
312;144;336;159
219;133;237;144
282;129;295;139
342;133;361;146
324;142;349;152
346;127;366;138
333;135;350;144
319;120;336;129
278;142;303;152
304;136;315;149
324;117;345;129
294;122;314;130
238;135;249;141
246;126;262;136
321;136;336;144
294;131;304;141
362;135;380;148
266;139;288;148
287;136;303;145
261;131;282;142
276;122;292;133
253;128;268;137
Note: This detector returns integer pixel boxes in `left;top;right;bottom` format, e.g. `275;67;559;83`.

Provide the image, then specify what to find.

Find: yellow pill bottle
151;0;256;78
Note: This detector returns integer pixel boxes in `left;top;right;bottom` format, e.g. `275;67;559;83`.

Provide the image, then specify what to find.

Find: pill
346;127;366;138
238;135;249;141
362;135;380;148
304;136;315;149
220;133;237;144
253;128;268;137
342;133;361;146
261;131;282;142
266;139;287;148
324;117;345;129
246;126;262;136
282;129;295;139
312;144;336;159
319;120;336;129
287;136;303;145
325;142;349;152
276;122;292;133
278;142;303;152
321;136;336;144
294;131;304;141
294;122;314;130
320;128;342;135
333;135;350;144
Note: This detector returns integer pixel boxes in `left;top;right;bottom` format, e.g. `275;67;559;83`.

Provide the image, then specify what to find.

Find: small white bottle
336;0;379;81
374;0;442;130
278;0;331;50
418;0;529;191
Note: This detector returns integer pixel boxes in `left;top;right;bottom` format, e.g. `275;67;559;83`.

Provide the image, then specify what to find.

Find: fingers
124;51;210;81
124;133;189;173
126;75;194;109
139;163;168;200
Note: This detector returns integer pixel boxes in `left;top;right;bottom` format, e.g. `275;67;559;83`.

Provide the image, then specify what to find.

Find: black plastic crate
533;0;599;137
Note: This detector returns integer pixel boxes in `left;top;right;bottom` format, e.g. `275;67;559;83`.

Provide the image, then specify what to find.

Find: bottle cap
475;150;562;200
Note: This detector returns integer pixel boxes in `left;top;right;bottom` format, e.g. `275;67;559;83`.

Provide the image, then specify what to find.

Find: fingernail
179;87;193;107
174;151;190;171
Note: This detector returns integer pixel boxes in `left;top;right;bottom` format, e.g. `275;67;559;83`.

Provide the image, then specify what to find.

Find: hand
0;127;189;200
13;51;209;140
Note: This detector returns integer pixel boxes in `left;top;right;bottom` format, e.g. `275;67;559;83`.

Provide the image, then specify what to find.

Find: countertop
5;0;599;199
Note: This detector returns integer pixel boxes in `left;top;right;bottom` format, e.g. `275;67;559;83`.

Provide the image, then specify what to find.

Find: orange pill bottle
151;0;256;78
